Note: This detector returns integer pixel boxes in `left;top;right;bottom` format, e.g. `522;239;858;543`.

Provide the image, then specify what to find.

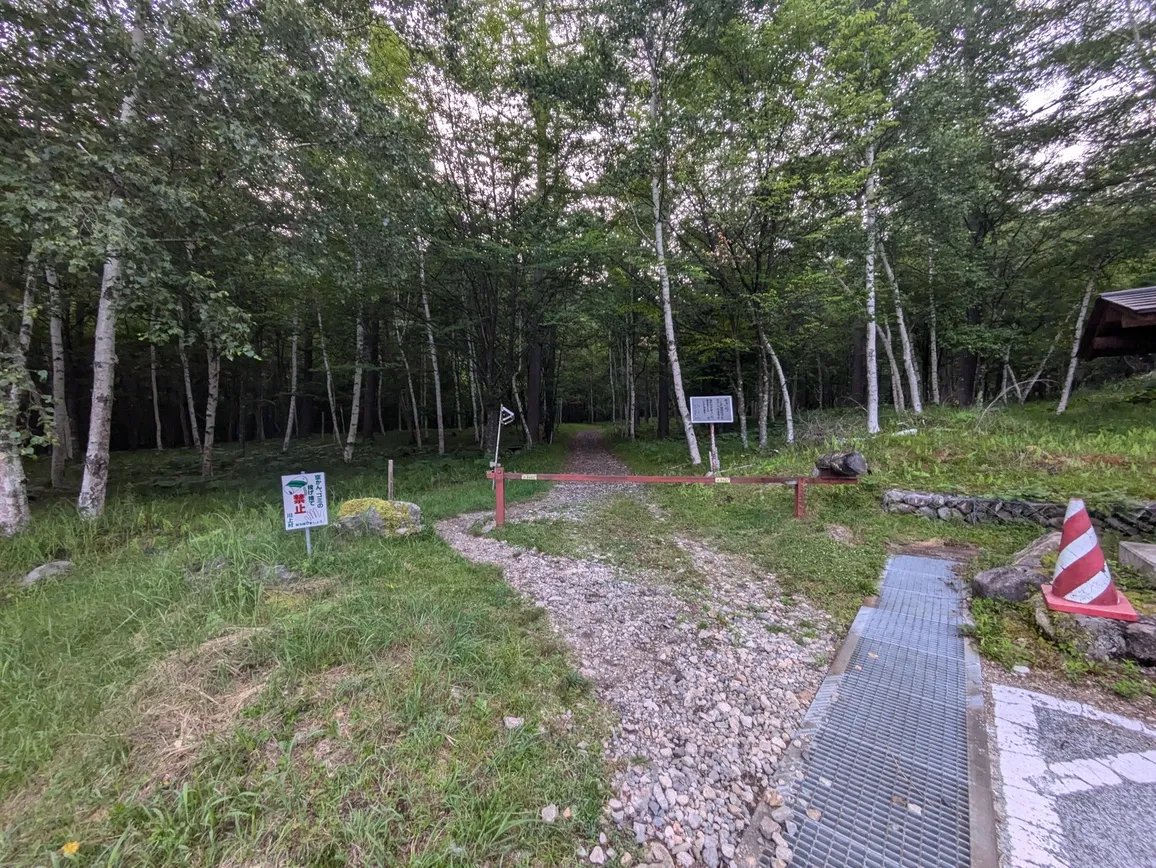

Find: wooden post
495;465;506;527
794;478;806;518
388;459;394;500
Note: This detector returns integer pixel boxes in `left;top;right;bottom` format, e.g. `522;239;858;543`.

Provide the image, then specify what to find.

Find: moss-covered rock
336;498;422;537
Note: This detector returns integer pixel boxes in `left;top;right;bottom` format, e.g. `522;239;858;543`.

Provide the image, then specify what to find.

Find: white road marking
990;686;1156;868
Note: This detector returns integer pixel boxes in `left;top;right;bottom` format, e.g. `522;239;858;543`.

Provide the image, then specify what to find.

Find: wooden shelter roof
1077;286;1156;359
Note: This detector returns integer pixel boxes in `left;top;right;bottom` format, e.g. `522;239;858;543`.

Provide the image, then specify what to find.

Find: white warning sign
281;472;328;531
689;395;734;424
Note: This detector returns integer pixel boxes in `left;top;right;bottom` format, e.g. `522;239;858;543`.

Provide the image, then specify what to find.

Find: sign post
281;471;328;556
689;396;734;475
491;404;516;489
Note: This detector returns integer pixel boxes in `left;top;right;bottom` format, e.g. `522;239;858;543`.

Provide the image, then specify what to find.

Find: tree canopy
2;0;1154;531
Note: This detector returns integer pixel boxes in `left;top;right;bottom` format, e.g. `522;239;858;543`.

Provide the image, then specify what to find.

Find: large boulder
22;560;73;586
336;498;422;538
1072;615;1127;661
1124;618;1156;665
1031;599;1126;661
814;450;868;477
972;566;1045;603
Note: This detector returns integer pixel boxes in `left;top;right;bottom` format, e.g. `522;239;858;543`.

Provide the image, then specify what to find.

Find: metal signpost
689;395;734;474
491;404;516;489
281;471;328;556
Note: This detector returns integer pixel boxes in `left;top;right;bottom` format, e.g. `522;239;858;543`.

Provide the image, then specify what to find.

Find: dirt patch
126;628;270;791
825;524;857;546
889;538;981;561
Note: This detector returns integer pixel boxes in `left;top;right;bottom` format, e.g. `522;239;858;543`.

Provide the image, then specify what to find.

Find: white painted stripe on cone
1064;568;1112;604
1064;498;1086;520
1055;527;1099;574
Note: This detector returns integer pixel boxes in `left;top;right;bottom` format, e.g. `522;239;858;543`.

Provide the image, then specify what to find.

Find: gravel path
437;431;834;868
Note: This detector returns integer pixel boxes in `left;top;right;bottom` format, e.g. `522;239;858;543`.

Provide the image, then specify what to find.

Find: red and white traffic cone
1041;498;1138;622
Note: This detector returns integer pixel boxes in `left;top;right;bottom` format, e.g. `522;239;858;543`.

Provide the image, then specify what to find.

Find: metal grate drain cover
766;555;974;868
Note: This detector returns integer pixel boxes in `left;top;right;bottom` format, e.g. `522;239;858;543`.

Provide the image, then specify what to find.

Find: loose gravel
437;431;834;867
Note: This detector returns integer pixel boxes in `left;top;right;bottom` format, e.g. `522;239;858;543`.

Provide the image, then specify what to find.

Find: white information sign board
281;472;328;531
689;395;734;424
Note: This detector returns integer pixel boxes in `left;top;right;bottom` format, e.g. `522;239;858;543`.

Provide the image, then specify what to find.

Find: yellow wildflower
61;841;80;857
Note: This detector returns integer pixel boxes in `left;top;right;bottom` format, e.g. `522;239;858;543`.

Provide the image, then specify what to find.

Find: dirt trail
437;430;833;868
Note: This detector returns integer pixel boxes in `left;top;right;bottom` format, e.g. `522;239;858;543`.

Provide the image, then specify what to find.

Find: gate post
494;465;506;527
794;477;806;518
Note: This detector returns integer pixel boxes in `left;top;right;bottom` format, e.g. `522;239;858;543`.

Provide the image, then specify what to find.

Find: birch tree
879;244;922;413
44;265;69;487
927;249;941;405
77;12;145;518
316;307;340;445
863;139;881;433
418;245;445;454
178;336;202;452
343;311;365;463
200;344;221;476
282;314;298;453
644;32;700;465
0;262;38;535
1057;268;1100;415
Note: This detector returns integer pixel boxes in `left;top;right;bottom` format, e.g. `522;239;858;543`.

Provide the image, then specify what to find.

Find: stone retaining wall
882;489;1156;538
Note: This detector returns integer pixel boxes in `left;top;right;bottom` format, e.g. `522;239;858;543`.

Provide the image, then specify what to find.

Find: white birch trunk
316;306;340;445
45;265;69;488
757;345;769;449
0;262;36;534
150;342;163;449
762;335;794;444
876;321;905;412
879;246;923;414
513;372;532;444
928;249;941;405
626;333;636;439
453;354;463;431
554;344;562;431
649;73;700;463
735;346;748;449
178;338;202;452
77;252;124;515
77;15;144;518
394;318;422;447
1057;269;1098;415
1005;359;1024;404
200;345;221;477
468;344;480;442
863;139;881;434
282;315;298;453
343;311;364;463
376;332;386;435
1021;333;1060;404
419;251;445;455
608;341;617;425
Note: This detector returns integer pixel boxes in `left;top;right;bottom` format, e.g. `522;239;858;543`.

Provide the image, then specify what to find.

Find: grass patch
611;381;1156;626
0;429;612;866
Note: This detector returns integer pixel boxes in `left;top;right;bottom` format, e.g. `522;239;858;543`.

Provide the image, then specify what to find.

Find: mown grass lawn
0;430;610;866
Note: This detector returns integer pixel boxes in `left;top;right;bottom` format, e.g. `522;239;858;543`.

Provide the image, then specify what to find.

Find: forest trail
437;430;835;867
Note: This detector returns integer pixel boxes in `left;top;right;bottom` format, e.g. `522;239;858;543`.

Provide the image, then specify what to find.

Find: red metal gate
485;466;857;526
